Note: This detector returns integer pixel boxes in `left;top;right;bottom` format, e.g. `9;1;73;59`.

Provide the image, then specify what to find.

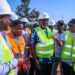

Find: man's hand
16;56;25;65
35;60;40;70
52;35;58;41
52;35;64;47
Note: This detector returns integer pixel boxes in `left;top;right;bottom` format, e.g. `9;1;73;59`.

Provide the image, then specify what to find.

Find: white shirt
54;32;64;58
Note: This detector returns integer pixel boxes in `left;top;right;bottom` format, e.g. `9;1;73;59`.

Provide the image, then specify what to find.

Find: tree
16;0;30;18
16;0;40;22
29;8;40;22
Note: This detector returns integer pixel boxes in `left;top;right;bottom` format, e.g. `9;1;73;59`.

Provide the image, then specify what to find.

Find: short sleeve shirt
54;32;64;58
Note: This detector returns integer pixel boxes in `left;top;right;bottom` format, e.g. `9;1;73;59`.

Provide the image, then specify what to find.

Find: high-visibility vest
50;29;57;35
27;28;31;35
73;64;75;71
47;29;57;39
52;29;57;34
61;31;75;61
0;33;15;75
22;28;31;41
6;33;26;72
7;27;11;34
7;29;11;34
35;26;54;58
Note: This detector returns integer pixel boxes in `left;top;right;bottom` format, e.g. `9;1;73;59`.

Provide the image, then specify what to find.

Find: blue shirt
30;28;53;64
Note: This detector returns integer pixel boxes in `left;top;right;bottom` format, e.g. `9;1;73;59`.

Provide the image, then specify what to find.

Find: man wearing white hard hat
48;19;57;35
21;17;31;71
21;17;31;41
30;12;54;75
0;0;24;75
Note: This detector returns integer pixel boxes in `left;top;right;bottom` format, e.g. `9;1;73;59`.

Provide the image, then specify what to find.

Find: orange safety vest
27;28;31;35
6;33;26;72
7;27;11;34
21;28;31;36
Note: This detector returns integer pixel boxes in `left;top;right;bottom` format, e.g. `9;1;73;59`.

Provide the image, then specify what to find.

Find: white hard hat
21;18;29;23
0;0;12;15
48;19;55;26
11;12;18;20
38;12;50;20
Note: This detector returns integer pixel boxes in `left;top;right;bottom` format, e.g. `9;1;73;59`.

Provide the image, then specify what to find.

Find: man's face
57;25;64;33
69;26;75;33
12;23;23;36
0;15;11;31
39;19;49;27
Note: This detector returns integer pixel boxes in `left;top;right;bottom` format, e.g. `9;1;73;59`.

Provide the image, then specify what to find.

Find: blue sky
7;0;75;23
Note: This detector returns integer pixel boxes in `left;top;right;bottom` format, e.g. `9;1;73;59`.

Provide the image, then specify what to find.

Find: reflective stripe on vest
0;36;15;75
6;33;26;72
61;31;75;61
35;27;54;58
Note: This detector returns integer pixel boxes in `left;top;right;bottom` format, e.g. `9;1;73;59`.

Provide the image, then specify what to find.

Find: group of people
0;0;75;75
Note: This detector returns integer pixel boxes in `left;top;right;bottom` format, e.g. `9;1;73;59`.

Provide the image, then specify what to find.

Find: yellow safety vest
61;31;75;71
61;31;75;61
35;26;54;58
0;34;15;75
52;29;57;34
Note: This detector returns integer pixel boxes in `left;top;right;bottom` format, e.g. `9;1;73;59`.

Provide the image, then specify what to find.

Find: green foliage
16;0;40;22
29;8;40;21
26;24;33;30
16;0;30;18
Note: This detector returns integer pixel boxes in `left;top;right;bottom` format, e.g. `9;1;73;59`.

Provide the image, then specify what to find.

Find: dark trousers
18;67;27;75
62;62;75;75
29;57;36;75
36;62;52;75
51;58;63;75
